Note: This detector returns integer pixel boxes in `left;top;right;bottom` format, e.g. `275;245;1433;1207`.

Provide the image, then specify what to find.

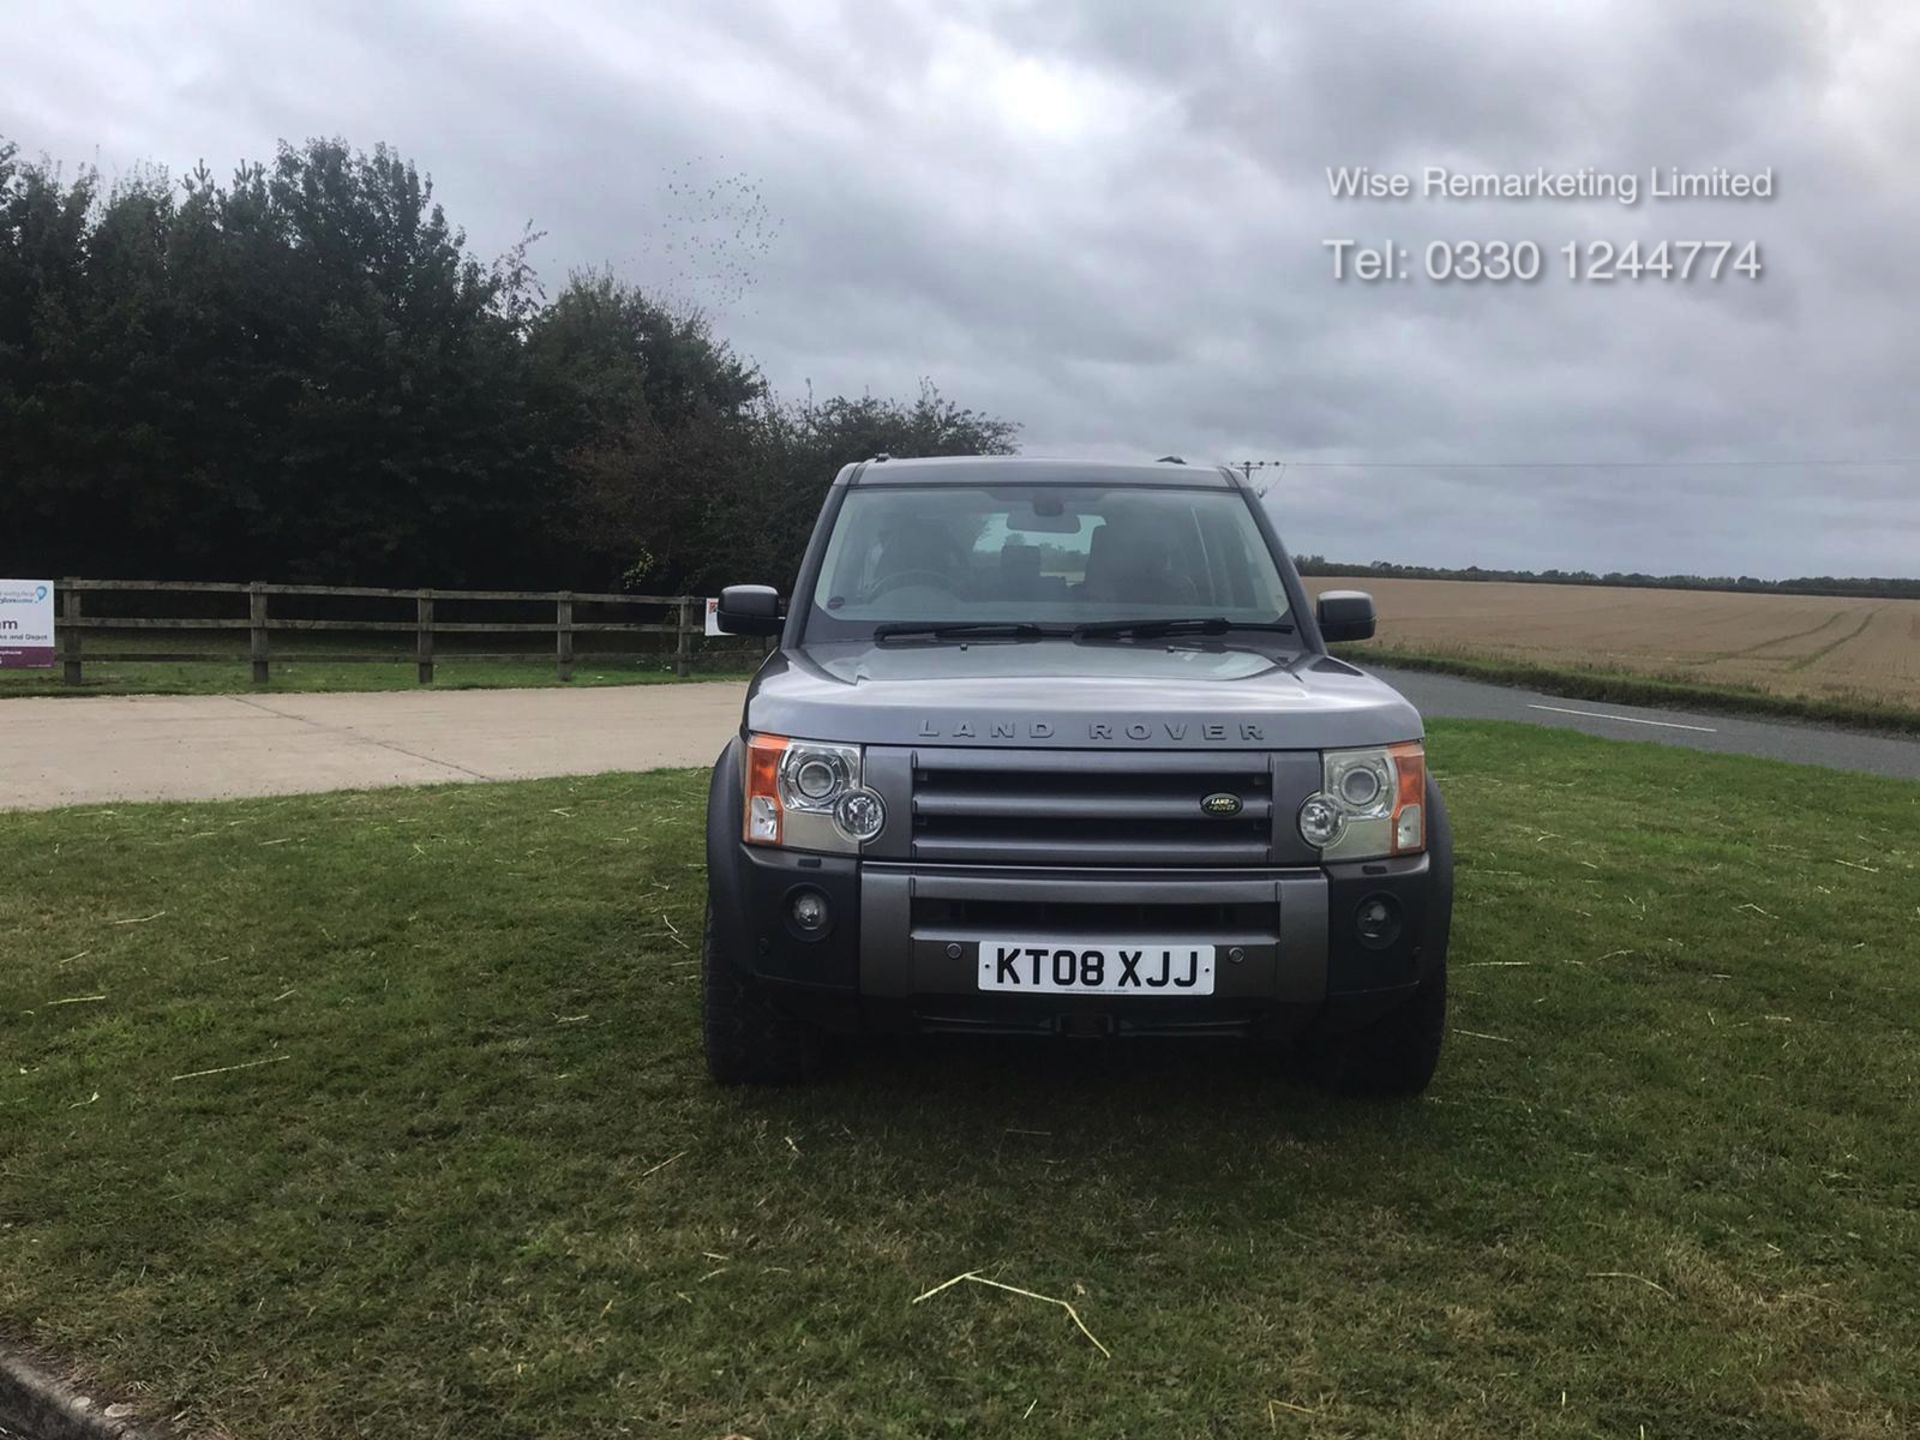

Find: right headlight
744;735;887;852
1298;741;1426;860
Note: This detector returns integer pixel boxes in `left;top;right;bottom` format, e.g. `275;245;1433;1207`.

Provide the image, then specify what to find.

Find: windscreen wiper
873;622;1056;643
1072;617;1295;640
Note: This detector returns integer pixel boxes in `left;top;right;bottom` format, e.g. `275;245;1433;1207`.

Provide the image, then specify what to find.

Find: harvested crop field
1306;577;1920;711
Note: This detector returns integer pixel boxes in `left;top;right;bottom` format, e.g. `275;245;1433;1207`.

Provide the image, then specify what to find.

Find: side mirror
716;584;783;636
1315;589;1376;644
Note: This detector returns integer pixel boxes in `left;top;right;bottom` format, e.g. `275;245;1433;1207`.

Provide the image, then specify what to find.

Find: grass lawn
3;721;1917;1438
0;633;768;698
0;657;759;698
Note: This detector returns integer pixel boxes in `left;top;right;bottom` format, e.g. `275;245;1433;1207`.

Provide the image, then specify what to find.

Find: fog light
1355;893;1402;950
790;888;830;932
1298;794;1343;848
833;787;886;843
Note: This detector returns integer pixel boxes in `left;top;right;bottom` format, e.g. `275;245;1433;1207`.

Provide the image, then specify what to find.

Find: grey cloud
3;0;1917;576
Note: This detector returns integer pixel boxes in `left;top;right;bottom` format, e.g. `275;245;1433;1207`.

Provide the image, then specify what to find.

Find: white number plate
978;941;1216;996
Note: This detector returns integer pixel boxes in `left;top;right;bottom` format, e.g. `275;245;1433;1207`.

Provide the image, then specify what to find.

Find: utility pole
1232;460;1287;489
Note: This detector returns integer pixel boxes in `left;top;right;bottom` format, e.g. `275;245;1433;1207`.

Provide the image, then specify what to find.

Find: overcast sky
6;0;1918;577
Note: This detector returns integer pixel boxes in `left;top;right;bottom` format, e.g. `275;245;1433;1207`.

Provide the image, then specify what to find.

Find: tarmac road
1370;665;1920;781
2;667;1917;812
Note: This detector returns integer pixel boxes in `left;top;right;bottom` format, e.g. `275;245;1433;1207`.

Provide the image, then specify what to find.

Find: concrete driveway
5;670;1917;812
0;684;748;811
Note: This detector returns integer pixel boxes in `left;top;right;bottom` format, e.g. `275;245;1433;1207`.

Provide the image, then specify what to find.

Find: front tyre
1300;957;1447;1096
701;899;825;1085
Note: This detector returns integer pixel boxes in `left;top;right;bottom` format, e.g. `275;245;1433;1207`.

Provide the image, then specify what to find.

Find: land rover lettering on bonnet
703;456;1453;1094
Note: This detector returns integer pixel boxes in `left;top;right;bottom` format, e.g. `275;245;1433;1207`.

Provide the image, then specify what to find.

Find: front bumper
714;842;1440;1039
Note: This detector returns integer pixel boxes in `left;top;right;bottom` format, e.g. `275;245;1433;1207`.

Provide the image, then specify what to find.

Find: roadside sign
0;579;55;668
704;597;724;637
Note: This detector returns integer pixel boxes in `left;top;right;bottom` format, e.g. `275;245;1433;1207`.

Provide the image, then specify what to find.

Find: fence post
675;599;692;678
249;582;270;685
61;580;83;686
556;593;575;681
416;589;435;685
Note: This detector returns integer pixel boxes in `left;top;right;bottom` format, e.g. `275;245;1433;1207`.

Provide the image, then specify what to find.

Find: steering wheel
871;568;957;596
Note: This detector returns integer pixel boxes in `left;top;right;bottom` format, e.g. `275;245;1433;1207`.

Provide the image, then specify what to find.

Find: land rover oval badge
1201;792;1243;817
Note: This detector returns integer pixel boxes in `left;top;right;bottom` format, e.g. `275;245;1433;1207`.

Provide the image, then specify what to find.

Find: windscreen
804;483;1292;638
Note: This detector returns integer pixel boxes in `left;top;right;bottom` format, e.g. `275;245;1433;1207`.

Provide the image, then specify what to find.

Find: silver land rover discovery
704;456;1452;1094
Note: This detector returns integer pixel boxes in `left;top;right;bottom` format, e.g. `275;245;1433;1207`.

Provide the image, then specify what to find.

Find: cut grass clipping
4;720;1918;1437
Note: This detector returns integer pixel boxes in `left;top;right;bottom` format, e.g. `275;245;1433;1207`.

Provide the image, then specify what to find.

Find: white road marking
1526;703;1717;734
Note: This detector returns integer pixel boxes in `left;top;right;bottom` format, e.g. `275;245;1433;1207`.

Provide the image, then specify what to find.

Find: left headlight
1298;741;1426;860
744;734;886;852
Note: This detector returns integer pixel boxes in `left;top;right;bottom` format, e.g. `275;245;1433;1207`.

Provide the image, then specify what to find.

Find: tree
736;381;1021;590
527;272;766;590
0;137;556;586
531;287;1023;596
0;131;1024;596
1;146;107;555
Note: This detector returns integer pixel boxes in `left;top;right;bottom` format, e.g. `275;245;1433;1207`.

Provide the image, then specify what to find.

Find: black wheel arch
1420;771;1454;981
706;736;753;975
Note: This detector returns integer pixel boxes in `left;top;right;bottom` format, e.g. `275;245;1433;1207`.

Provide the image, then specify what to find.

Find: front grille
909;748;1274;866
